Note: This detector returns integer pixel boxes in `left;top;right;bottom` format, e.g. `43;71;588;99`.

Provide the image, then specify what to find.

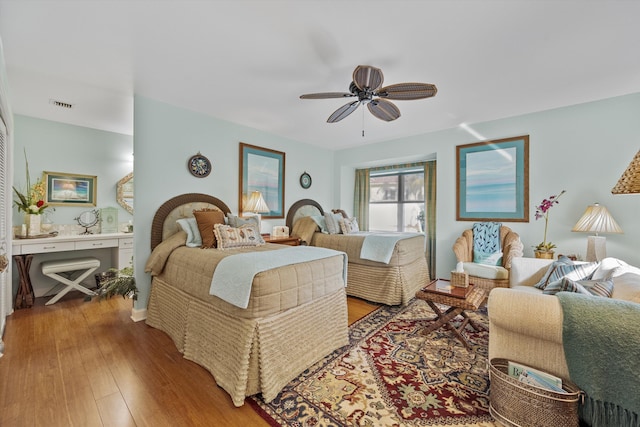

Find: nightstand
262;235;300;246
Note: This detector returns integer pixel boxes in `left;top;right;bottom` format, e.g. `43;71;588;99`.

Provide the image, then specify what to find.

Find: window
369;168;424;232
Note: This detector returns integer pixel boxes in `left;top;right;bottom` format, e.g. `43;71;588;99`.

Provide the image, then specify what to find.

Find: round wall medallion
188;153;212;177
300;171;312;189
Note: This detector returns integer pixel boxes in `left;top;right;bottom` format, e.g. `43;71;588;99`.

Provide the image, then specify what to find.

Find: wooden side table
262;235;301;246
415;279;487;349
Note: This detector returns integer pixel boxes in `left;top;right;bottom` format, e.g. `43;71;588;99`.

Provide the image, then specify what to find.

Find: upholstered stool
41;257;100;305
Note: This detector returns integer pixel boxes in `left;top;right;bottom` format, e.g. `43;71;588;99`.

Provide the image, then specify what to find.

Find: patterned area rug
249;298;498;426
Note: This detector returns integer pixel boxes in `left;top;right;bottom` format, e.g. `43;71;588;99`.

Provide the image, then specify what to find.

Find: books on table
507;361;567;393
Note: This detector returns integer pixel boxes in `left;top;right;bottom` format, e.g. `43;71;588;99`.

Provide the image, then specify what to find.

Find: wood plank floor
0;292;379;427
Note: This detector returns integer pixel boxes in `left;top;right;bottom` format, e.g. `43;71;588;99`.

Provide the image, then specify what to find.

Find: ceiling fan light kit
300;65;437;123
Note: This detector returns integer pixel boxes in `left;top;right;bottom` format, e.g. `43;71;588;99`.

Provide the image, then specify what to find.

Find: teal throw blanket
473;222;501;254
558;292;640;427
210;246;347;308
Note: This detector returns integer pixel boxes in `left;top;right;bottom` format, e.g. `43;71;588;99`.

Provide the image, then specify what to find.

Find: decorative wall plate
188;152;212;177
300;171;312;189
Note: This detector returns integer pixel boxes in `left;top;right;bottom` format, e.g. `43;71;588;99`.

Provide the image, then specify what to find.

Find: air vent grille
49;99;73;109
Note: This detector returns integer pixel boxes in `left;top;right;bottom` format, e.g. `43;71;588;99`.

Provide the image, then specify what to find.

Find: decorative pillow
193;209;226;248
474;250;503;266
310;215;328;233
533;256;575;289
214;223;265;250
339;217;359;234
324;212;343;234
226;213;259;228
535;260;599;290
176;217;202;248
543;277;614;297
292;216;319;245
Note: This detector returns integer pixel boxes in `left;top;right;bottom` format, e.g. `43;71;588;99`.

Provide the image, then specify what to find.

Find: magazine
507;361;565;392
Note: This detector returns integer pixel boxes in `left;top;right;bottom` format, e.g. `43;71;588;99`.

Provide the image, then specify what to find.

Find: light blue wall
334;92;640;278
133;96;336;309
12;115;134;226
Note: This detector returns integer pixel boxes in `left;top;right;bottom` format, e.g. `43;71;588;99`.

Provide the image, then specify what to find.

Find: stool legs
45;266;99;306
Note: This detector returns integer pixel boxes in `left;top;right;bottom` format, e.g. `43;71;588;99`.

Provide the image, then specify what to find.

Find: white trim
130;307;147;322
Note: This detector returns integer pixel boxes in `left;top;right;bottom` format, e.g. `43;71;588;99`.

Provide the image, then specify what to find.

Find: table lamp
244;191;270;232
571;203;622;262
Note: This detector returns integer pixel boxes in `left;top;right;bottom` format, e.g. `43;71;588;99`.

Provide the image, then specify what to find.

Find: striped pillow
543;277;614;297
535;261;599;290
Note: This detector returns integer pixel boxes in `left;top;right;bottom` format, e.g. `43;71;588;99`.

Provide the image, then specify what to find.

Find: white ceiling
1;0;640;150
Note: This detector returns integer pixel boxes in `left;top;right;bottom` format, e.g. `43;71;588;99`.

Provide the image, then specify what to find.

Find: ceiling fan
300;65;437;123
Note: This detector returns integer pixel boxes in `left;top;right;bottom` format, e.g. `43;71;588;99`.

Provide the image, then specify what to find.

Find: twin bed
144;194;429;406
144;193;349;407
286;199;430;306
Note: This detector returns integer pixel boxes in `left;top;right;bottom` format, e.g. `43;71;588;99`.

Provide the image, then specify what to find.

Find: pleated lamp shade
572;203;622;262
612;150;640;194
245;191;270;214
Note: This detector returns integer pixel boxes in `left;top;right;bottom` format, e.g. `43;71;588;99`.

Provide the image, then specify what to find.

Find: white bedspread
210;246;347;308
360;232;423;264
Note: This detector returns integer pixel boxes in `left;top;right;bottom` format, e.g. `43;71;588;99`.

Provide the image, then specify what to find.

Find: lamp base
585;235;606;262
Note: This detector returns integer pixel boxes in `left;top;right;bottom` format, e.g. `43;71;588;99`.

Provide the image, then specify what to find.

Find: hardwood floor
0;292;379;427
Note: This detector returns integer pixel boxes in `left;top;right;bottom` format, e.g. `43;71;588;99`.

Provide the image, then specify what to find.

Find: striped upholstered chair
452;223;523;292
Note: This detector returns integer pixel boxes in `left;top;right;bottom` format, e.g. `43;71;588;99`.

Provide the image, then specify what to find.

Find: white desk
12;232;134;309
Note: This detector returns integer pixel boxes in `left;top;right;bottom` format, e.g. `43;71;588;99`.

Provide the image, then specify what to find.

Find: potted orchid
533;190;566;258
13;149;50;236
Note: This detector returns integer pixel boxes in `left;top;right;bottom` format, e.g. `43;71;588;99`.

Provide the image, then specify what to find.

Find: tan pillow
193;209;226;248
339;217;359;234
292;216;320;245
214;223;265;249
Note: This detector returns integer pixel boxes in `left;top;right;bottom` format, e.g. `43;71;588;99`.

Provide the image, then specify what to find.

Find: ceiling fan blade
367;99;400;122
377;83;438;100
300;92;355;99
352;65;384;91
327;100;360;123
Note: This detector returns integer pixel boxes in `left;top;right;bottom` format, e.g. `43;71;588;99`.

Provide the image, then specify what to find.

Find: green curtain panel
353;168;370;230
423;161;437;280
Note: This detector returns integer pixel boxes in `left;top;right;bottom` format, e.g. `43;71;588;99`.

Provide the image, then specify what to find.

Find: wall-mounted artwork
239;143;285;218
456;135;529;222
44;171;97;207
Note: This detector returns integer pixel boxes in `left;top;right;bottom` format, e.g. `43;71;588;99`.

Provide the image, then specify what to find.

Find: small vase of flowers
13;149;50;236
534;190;566;258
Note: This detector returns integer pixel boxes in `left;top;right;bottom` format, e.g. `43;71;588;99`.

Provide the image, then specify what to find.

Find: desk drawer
119;238;134;248
22;241;75;254
76;239;119;250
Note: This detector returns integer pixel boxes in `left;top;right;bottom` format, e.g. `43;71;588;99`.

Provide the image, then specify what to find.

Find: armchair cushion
462;262;509;280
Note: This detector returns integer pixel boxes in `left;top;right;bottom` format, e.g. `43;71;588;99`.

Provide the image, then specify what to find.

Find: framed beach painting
456;135;529;222
43;171;97;207
239;142;285;218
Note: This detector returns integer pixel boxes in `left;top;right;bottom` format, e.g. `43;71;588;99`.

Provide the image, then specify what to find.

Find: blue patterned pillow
543;277;614;297
533;256;574;289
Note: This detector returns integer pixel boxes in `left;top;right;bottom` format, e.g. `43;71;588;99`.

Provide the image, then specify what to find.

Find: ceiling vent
49;99;73;109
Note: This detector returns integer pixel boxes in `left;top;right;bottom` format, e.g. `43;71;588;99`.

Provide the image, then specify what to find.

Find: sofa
488;256;640;426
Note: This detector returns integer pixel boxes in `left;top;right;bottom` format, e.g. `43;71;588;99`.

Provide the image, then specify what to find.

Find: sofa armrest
488;288;570;379
509;257;554;287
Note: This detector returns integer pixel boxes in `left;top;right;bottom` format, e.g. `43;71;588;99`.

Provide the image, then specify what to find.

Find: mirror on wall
116;172;133;214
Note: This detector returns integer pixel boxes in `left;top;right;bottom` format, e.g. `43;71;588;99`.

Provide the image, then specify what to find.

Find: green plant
13;148;49;214
99;263;137;300
533;190;566;252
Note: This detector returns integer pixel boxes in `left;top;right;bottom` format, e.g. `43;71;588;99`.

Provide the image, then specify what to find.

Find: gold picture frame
43;171;97;207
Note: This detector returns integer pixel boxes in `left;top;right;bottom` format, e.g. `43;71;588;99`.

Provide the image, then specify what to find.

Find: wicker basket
450;271;469;288
489;358;582;427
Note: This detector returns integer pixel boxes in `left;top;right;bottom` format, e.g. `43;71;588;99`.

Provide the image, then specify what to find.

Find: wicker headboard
150;193;232;250
285;199;325;230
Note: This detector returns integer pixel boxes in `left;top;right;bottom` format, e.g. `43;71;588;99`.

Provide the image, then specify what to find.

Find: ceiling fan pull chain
362;108;365;137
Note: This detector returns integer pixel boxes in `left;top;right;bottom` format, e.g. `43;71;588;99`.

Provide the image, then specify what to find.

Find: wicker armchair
452;225;523;291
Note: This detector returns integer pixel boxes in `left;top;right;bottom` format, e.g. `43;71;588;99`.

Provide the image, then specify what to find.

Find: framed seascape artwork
43;171;97;207
456;135;529;222
239;143;285;218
